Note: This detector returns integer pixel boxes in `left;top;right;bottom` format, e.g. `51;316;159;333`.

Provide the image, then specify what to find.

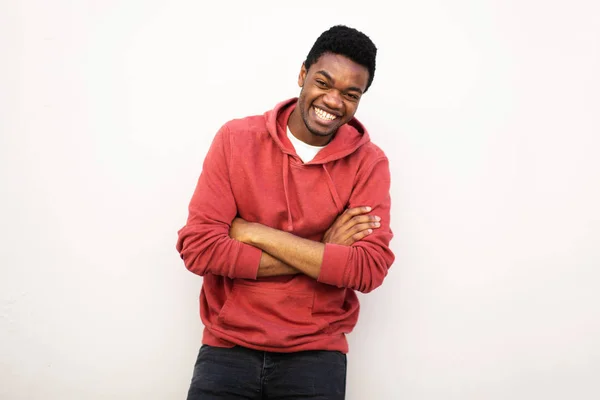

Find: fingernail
367;229;373;234
365;206;372;211
375;216;381;221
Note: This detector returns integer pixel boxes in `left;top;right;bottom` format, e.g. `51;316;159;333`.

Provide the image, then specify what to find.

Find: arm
247;206;381;277
176;125;262;279
257;252;299;277
234;223;325;278
320;158;395;292
233;158;395;293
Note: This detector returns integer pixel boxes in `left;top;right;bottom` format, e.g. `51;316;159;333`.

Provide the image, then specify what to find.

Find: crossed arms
230;207;381;278
176;127;394;293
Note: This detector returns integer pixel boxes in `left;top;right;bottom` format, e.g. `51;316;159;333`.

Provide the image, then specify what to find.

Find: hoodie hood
264;98;371;165
262;98;372;231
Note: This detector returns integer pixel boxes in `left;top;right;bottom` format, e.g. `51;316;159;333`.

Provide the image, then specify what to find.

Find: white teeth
314;107;336;121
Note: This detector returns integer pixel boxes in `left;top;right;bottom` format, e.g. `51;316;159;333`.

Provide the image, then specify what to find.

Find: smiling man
176;25;395;399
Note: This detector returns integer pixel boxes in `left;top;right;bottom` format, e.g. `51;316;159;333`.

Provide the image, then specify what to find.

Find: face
292;53;369;145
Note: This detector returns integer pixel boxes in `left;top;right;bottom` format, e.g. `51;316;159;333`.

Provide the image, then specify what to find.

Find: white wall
1;0;599;399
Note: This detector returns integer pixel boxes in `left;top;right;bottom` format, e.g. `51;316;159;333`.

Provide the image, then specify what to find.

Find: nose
322;90;343;110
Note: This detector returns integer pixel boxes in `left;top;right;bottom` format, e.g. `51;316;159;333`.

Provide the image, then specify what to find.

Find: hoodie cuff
318;243;350;287
234;242;262;279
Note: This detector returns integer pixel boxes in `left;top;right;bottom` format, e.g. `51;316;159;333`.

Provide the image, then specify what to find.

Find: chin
309;128;335;138
306;121;337;137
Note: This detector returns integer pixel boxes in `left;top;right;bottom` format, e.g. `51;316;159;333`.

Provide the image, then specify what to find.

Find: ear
298;63;307;87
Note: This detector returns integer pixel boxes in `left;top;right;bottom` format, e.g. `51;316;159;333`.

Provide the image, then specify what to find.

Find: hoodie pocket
215;282;329;348
312;283;360;334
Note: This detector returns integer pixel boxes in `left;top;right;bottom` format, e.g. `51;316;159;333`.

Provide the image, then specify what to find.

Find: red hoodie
176;98;394;353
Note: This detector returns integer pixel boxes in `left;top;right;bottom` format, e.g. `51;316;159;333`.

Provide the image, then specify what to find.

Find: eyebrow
316;70;364;94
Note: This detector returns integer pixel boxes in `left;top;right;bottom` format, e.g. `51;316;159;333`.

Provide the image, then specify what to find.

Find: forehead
309;53;369;92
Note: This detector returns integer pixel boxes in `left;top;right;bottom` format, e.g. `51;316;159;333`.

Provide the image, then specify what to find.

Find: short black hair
304;25;377;92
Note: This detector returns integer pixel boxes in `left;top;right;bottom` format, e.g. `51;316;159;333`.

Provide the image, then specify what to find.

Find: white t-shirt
287;126;326;163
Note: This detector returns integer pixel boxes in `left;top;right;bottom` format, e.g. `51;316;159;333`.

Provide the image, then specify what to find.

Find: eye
315;79;328;88
345;93;360;101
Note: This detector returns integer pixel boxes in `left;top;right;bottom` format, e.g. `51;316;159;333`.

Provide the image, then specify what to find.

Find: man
176;25;395;399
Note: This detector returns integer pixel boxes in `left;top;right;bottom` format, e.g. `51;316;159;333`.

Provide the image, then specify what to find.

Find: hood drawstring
282;153;294;231
282;158;345;231
322;164;344;214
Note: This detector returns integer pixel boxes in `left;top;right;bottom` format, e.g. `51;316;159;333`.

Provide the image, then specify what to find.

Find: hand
322;206;381;246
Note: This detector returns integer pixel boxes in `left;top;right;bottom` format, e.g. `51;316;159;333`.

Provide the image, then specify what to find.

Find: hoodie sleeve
318;157;395;293
176;124;262;279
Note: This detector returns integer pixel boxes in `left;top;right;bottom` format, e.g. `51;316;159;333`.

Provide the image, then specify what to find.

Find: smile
313;106;337;121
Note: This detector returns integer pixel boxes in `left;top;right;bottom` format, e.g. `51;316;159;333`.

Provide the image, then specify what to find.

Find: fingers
324;206;382;246
346;214;381;227
346;219;379;237
343;218;382;245
353;221;381;232
347;227;374;245
338;206;372;224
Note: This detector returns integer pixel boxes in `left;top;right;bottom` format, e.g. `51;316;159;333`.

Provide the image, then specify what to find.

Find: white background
1;0;599;399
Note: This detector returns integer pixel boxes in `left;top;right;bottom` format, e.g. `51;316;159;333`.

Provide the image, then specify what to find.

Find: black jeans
186;345;347;399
